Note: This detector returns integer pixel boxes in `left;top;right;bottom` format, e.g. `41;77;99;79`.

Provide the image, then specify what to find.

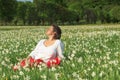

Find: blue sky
17;0;33;2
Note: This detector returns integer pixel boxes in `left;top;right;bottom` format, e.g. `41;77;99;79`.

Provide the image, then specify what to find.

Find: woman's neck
47;36;56;41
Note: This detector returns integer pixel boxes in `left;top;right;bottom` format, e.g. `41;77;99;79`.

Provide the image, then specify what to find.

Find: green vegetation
0;0;120;25
0;25;120;80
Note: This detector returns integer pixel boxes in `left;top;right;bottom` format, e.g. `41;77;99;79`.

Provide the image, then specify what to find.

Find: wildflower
78;57;83;63
24;75;30;80
19;71;24;76
91;72;96;77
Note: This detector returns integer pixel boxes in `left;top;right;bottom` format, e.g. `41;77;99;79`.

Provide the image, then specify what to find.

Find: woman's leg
35;59;43;65
46;57;61;68
20;57;44;68
13;57;34;71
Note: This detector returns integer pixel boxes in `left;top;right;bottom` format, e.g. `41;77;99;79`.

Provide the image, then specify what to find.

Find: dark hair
52;24;62;39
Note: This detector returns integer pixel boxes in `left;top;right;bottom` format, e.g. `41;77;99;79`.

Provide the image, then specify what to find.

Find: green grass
0;24;120;80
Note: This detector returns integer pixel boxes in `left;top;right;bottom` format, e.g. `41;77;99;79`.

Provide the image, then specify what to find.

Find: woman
13;25;65;70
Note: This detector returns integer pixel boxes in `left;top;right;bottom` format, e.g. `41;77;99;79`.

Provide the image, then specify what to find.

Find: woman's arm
56;40;65;60
27;40;42;58
46;40;65;67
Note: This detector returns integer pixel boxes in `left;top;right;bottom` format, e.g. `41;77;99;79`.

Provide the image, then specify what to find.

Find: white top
29;39;65;62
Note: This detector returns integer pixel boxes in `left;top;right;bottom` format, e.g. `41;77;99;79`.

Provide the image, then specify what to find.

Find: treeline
0;0;120;26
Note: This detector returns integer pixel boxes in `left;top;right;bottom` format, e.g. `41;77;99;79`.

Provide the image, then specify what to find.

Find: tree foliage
0;0;120;25
0;0;17;25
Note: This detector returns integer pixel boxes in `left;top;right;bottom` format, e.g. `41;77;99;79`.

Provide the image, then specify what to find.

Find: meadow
0;24;120;80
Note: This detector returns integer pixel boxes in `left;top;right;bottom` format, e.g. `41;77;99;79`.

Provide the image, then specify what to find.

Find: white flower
72;72;77;77
114;52;119;56
19;71;24;76
38;65;42;71
71;53;75;57
91;72;96;77
78;57;83;63
91;64;94;69
2;73;5;77
55;73;60;80
0;46;2;49
5;57;10;62
24;75;30;80
24;67;30;72
1;61;6;66
71;63;75;67
72;50;76;54
11;75;20;79
99;71;104;77
51;67;56;71
68;55;73;60
41;74;46;79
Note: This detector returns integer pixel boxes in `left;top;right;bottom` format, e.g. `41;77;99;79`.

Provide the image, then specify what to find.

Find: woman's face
46;26;55;36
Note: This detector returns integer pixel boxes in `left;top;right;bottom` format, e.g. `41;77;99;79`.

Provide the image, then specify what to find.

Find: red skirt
20;57;61;68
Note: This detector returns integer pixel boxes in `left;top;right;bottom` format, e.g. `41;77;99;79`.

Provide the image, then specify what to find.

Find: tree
48;0;67;7
0;0;17;25
25;2;37;25
17;2;28;25
0;0;120;25
109;6;120;23
33;0;48;25
67;0;83;23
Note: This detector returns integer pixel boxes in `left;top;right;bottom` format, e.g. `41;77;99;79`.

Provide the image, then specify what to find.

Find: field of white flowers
0;24;120;80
